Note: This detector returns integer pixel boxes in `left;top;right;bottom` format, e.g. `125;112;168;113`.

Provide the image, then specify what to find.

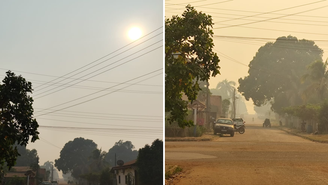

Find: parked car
41;182;51;185
232;118;245;127
213;118;235;137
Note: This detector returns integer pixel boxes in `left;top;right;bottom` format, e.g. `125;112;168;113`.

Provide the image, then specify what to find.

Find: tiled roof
111;159;137;171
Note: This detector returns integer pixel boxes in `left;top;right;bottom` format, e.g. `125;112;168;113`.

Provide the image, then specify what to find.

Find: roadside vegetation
165;165;183;179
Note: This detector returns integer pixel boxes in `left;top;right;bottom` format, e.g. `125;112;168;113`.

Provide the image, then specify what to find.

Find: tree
211;79;248;116
15;145;39;171
136;139;163;185
55;137;97;179
318;101;328;133
212;79;236;100
221;99;230;118
0;71;39;173
104;140;138;166
40;161;59;181
238;36;323;112
165;5;220;128
301;59;328;103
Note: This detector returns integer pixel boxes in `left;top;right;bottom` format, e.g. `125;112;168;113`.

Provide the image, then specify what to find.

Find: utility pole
206;80;211;129
51;165;53;182
232;88;236;119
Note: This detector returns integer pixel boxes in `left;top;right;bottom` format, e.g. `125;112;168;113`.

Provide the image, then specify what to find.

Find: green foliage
54;137;97;179
99;167;114;185
104;140;138;167
165;165;183;179
282;104;320;122
4;176;25;185
137;139;163;185
0;71;39;173
318;101;328;133
222;99;230;117
238;36;323;112
15;145;39;171
188;125;206;137
165;5;220;128
301;59;328;103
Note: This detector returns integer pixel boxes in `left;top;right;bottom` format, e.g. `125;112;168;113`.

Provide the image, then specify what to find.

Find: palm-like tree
214;79;236;100
301;59;328;103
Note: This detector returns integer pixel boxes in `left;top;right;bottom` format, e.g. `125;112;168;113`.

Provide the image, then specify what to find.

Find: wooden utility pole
51;165;53;182
206;80;211;129
232;88;236;119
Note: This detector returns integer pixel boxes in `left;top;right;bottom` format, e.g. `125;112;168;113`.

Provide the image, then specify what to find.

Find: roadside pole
193;108;197;137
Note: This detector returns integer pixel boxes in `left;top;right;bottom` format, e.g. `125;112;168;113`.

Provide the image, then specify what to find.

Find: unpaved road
166;125;328;185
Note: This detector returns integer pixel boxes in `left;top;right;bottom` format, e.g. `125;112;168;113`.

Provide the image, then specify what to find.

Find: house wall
210;95;222;118
116;168;136;185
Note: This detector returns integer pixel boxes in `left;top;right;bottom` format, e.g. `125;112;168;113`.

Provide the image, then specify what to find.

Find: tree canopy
15;145;39;171
238;36;323;112
104;140;138;166
55;137;97;179
0;71;39;173
137;139;163;185
165;5;220;128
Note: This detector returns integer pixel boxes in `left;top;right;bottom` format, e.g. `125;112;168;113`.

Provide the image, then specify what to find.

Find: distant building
111;159;138;185
3;166;47;185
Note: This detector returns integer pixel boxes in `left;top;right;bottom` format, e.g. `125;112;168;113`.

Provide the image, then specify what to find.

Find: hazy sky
166;0;328;114
0;1;163;165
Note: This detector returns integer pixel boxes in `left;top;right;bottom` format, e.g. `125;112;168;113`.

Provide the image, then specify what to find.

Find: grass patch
165;165;183;179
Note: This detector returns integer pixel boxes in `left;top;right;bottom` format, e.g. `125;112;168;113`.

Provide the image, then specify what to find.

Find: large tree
301;59;328;103
15;145;39;171
165;5;220;128
55;137;97;179
0;71;39;173
136;139;163;185
238;36;323;112
104;140;138;166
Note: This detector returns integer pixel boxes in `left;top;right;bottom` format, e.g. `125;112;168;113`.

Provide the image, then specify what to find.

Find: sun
128;27;142;40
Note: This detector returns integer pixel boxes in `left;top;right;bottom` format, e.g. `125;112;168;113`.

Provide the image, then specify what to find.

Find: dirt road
166;125;328;185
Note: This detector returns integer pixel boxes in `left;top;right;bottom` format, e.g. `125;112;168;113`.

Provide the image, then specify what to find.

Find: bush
318;101;328;133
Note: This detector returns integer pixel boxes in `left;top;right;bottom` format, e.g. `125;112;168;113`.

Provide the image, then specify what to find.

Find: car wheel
214;131;216;135
219;134;223;137
230;132;234;137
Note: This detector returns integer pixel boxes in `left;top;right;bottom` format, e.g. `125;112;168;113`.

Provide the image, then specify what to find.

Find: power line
34;41;163;99
166;1;328;19
0;70;162;88
213;35;328;42
37;118;162;129
34;108;162;118
35;68;163;117
214;4;328;29
30;80;162;95
213;0;326;24
35;26;162;90
36;32;162;95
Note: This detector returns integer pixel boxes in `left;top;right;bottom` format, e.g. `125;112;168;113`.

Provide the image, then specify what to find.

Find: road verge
278;127;328;143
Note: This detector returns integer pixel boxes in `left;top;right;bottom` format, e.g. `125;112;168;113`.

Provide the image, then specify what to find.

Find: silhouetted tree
137;139;163;185
165;5;220;128
0;71;39;174
55;137;97;179
104;140;138;166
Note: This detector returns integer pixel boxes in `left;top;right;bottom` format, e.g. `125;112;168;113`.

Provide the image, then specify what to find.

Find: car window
216;119;233;125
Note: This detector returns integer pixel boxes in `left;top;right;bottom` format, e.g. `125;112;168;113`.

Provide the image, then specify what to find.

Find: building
111;159;138;185
4;166;37;185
